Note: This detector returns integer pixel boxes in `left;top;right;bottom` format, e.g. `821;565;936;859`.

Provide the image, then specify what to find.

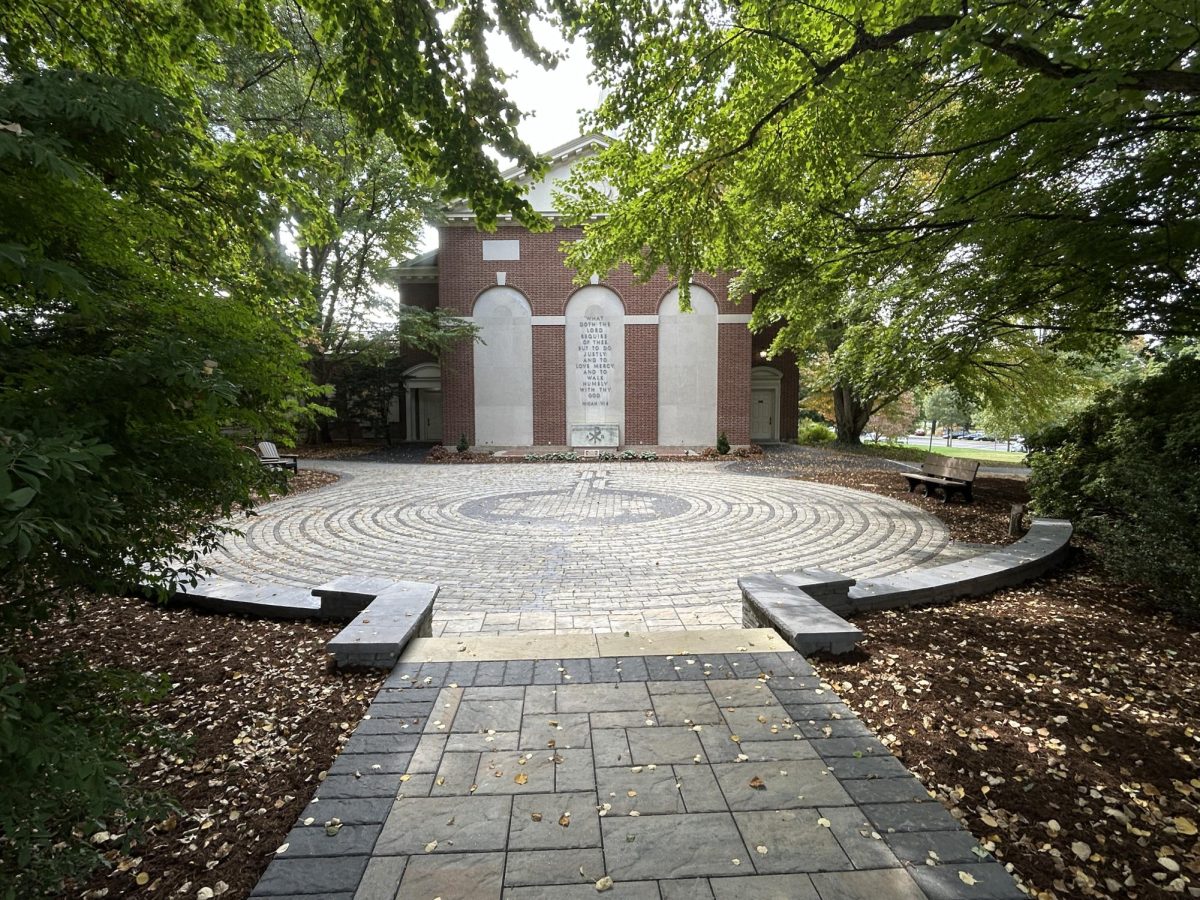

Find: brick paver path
253;638;1022;899
209;461;953;635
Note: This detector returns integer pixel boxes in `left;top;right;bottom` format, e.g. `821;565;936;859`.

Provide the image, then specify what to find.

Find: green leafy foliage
0;656;175;899
716;431;731;455
1028;351;1200;615
457;434;470;453
0;64;312;894
0;69;311;607
796;421;836;445
562;0;1199;438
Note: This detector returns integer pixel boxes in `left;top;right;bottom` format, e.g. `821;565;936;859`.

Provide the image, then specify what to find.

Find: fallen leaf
514;773;529;785
595;876;614;892
559;813;571;827
749;776;766;790
958;871;978;886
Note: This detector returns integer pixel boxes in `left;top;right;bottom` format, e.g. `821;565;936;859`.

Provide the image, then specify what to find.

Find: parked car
913;429;927;436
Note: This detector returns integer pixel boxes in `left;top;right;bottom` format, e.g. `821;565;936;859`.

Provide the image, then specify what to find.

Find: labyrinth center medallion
458;475;690;527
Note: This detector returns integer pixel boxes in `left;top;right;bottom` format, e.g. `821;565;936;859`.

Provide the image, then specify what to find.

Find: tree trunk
307;353;335;444
832;381;873;445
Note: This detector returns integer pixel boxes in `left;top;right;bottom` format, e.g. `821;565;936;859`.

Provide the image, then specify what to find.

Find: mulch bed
283;468;340;496
810;549;1200;899
730;444;1029;544
18;594;386;900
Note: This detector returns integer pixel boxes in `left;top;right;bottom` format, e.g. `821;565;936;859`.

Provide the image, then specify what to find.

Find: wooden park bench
902;454;980;504
254;441;299;473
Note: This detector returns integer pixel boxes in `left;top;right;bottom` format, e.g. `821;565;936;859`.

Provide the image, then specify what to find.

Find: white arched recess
658;285;718;446
472;287;533;446
565;286;625;437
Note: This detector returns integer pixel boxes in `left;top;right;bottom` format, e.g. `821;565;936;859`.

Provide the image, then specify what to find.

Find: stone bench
842;518;1072;615
172;573;438;668
741;518;1072;655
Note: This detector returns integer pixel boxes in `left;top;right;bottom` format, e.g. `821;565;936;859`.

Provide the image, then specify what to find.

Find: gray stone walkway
253;633;1022;900
209;461;961;636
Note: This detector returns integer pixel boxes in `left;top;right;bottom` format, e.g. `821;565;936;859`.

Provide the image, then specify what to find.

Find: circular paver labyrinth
207;460;954;635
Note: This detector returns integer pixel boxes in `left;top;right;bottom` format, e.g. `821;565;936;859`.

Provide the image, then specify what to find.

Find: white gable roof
445;133;613;221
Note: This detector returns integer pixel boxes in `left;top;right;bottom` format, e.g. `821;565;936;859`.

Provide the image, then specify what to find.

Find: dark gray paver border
251;648;1023;899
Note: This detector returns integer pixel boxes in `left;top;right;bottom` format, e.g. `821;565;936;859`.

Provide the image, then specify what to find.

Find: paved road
208;460;957;636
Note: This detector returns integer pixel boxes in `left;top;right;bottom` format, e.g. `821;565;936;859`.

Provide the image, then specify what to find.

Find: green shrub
456;434;469;453
796;421;836;445
0;656;176;898
0;69;310;892
716;432;731;455
1028;352;1200;616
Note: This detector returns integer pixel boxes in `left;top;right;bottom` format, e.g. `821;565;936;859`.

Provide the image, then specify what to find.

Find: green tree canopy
4;0;575;227
560;0;1200;440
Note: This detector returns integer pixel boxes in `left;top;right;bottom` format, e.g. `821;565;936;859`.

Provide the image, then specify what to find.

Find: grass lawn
921;443;1028;464
851;442;1029;466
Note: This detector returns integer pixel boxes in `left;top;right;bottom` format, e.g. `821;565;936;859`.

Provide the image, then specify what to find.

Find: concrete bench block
173;577;321;618
741;574;863;656
313;576;403;618
773;569;857;602
327;581;438;669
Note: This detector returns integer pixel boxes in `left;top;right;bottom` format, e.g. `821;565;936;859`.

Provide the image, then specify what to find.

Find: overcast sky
490;24;604;160
416;26;602;252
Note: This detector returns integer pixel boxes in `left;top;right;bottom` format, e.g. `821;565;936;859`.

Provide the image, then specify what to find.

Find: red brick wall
718;324;752;444
441;338;474;446
437;223;765;446
533;326;566;445
437;225;741;316
625;324;658;445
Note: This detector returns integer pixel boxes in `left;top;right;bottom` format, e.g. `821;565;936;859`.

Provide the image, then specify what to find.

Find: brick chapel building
392;134;799;449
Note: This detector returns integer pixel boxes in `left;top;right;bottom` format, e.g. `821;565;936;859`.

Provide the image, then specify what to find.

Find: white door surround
750;367;783;443
402;363;443;442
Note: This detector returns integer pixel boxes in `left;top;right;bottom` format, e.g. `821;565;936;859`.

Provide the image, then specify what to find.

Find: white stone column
658;285;718;446
472;287;533;446
565;286;625;447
